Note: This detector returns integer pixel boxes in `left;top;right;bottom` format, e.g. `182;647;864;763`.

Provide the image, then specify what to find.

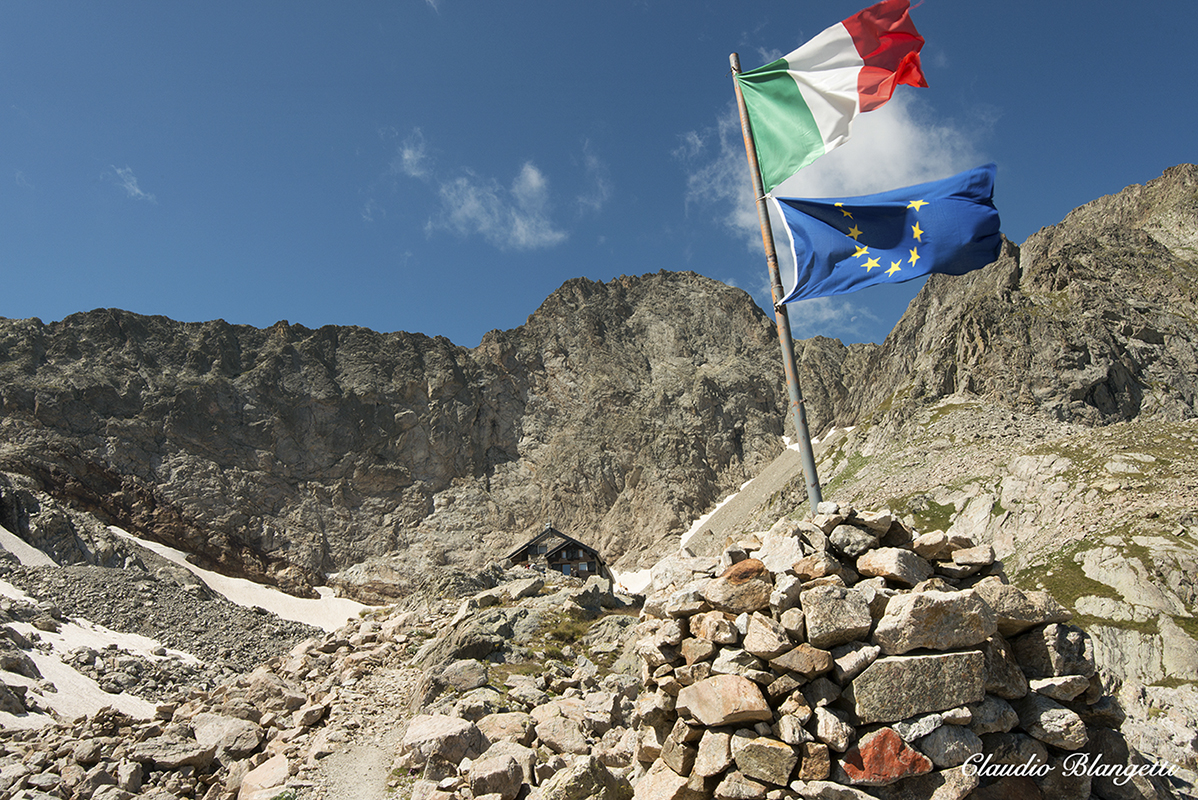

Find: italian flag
737;0;927;194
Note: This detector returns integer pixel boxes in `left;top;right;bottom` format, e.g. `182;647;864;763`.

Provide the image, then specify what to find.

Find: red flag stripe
841;0;928;112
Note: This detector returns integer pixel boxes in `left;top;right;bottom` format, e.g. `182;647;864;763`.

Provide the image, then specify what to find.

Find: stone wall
628;503;1183;800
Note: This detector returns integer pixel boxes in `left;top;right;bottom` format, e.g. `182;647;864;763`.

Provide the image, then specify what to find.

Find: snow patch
109;527;368;632
0;578;170;728
678;478;752;554
0;524;57;567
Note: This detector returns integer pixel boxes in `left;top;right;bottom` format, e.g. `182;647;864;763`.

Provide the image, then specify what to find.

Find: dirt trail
295;664;426;800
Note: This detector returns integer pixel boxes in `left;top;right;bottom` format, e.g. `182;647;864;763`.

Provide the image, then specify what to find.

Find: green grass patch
1171;614;1198;643
1072;613;1160;638
928;401;980;426
545;609;594;644
888;493;958;534
823;451;871;498
872;384;911;417
1010;539;1121;611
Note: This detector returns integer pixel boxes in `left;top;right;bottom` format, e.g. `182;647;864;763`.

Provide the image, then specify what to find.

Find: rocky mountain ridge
0;271;799;599
1;164;1197;799
4;167;1196;604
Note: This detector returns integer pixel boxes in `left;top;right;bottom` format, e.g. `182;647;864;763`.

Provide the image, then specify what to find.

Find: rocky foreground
2;502;1194;800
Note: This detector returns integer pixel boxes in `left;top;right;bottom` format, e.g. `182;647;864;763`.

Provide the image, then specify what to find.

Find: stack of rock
398;575;644;800
629;502;1178;800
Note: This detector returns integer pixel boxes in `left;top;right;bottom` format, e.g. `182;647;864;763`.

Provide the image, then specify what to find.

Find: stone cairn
629;502;1179;800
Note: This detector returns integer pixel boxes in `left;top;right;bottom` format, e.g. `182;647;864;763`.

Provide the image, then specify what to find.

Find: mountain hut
506;523;610;580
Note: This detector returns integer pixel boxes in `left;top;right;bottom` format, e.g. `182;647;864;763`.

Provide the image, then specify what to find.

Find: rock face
3;167;1198;605
0;271;790;596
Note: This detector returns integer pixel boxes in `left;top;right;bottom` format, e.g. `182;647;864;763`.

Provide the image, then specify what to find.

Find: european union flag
775;163;1002;304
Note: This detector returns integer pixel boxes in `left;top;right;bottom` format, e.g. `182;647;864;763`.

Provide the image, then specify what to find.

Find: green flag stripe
738;59;826;194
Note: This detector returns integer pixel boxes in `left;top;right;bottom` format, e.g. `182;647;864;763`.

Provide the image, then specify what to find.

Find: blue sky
2;1;1194;347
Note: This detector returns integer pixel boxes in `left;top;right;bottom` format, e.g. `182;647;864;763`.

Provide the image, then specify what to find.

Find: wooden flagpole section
729;52;823;513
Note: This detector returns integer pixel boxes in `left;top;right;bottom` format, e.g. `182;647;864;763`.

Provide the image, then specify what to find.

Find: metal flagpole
729;52;823;512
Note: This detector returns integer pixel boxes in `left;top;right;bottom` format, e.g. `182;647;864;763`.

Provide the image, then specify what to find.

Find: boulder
702;560;772;615
829;524;880;558
476;712;537;747
915;723;983;768
401;714;486;763
237;753;290;800
872;590;997;655
729;731;798;786
536;716;589;755
632;758;708;800
439;659;490;691
847;652;986;725
191;713;263;760
972;578;1072;637
754;531;805;574
540;755;633;800
126;737;216;770
855;548;933;588
768;643;833;679
838;727;932;786
1011;624;1096;679
978;634;1030;700
1011;693;1089;750
675;675;771;727
741;613;791;659
813;706;856;752
713;770;767;800
468;754;523;800
693;730;734;777
689;611;739;645
800;585;872;649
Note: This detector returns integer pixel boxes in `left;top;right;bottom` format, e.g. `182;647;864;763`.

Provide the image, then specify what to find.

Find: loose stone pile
0;566;645;800
0;597;438;800
628;502;1180;800
0;561;321;673
395;574;644;800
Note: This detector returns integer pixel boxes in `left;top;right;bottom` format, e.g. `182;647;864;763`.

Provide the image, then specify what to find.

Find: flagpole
730;52;823;513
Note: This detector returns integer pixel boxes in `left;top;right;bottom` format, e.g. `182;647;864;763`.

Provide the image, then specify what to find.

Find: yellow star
862;257;880;272
907;199;928;211
911;222;923;241
835;202;853;218
846;224;863;240
853;245;870;258
886;261;903;277
908;247;921;266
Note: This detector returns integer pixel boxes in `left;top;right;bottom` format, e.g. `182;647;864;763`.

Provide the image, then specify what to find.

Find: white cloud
678;93;985;249
110;166;157;203
676;106;760;249
391;128;433;179
787;295;884;341
433;162;567;251
771;94;985;198
14;170;33;190
576;140;612;215
374;127;572;251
